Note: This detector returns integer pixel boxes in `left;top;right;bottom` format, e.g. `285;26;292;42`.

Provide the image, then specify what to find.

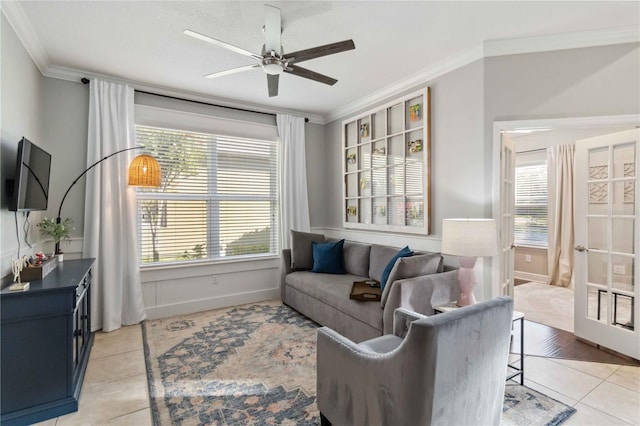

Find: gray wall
321;59;486;238
1;15;45;276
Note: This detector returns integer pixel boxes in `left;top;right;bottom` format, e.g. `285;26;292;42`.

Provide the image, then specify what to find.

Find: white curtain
84;79;146;332
547;144;575;288
277;114;310;249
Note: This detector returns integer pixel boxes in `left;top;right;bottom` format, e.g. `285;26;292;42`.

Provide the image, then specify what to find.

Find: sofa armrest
382;270;459;334
280;249;293;301
393;308;429;338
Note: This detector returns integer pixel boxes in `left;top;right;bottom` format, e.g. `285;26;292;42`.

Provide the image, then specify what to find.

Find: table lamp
441;218;497;306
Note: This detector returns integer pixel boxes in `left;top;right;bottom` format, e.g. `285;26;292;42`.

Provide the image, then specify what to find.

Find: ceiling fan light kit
184;4;355;97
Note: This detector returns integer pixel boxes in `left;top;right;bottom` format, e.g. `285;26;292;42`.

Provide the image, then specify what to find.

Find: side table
433;302;525;385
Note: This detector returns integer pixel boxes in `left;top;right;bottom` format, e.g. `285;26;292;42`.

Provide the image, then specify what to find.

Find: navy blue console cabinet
1;258;95;425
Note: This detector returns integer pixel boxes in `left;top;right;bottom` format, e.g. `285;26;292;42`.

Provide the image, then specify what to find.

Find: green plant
37;217;74;252
178;243;206;260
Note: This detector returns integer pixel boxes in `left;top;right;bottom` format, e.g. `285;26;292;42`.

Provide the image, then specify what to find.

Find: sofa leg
320;412;332;426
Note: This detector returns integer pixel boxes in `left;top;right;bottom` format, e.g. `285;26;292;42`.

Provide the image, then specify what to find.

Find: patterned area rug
142;300;576;426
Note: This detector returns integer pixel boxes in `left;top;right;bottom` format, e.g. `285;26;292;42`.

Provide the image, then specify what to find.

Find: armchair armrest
382;269;459;334
393;308;429;338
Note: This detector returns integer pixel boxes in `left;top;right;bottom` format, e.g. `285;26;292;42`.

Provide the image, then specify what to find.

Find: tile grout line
577;381;636;425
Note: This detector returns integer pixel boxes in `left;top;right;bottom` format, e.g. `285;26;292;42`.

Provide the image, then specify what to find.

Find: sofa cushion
285;272;382;331
343;242;371;277
380;246;413;290
312;240;346;274
380;253;444;307
290;230;325;270
369;244;406;282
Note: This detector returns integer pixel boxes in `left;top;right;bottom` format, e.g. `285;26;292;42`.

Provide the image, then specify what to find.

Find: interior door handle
575;245;589;252
510;244;516;249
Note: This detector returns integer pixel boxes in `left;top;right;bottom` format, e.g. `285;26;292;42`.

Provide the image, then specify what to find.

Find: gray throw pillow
380;253;444;307
368;245;403;282
290;230;325;270
343;242;371;277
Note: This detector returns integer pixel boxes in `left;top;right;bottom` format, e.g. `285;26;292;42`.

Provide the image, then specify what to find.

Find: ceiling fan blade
264;5;281;55
184;29;262;61
267;74;279;97
285;39;355;64
285;65;338;86
205;64;261;79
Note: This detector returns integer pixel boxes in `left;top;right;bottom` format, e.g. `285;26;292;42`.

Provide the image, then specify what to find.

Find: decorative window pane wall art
342;87;431;234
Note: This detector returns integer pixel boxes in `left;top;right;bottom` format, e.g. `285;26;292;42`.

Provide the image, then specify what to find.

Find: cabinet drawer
1;291;74;321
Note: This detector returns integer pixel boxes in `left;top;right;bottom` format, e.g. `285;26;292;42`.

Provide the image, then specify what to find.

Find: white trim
0;1;49;74
484;26;640;58
491;114;640;299
514;271;548;284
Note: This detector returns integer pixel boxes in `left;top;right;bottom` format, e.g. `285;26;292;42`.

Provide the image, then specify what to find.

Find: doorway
492;115;640;358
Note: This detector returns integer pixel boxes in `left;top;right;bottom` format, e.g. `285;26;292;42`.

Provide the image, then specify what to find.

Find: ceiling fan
184;4;355;97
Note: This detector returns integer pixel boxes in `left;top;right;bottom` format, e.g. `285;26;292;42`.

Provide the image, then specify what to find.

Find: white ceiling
4;1;640;122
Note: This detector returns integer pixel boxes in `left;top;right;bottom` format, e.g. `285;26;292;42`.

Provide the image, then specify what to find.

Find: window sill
140;254;280;272
514;245;548;251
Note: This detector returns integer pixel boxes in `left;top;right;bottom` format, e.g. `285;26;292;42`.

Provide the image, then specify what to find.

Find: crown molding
1;1;49;74
43;65;325;124
327;26;639;123
484;26;640;57
326;46;484;123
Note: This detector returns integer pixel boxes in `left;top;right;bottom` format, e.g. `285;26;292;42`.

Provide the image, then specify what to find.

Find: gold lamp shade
128;154;161;187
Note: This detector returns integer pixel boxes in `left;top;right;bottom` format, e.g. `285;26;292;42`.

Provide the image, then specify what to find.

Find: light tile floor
37;324;639;425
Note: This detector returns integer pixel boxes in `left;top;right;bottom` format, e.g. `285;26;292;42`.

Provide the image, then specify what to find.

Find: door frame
491;114;640;299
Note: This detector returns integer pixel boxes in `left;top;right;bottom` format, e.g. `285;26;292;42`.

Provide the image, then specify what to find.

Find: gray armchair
316;296;514;426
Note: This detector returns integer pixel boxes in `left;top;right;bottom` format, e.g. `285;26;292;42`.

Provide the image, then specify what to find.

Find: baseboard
144;288;280;320
514;272;547;284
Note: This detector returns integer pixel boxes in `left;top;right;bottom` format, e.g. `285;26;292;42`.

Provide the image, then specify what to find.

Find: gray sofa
280;235;460;342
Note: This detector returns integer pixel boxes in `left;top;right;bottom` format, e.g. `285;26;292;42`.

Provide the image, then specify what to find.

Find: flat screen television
9;138;52;212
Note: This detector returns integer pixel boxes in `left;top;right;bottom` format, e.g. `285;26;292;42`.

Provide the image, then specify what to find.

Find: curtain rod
516;148;547;154
80;78;309;123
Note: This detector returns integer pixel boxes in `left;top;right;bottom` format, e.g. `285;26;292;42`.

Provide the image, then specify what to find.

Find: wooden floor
511;319;640;366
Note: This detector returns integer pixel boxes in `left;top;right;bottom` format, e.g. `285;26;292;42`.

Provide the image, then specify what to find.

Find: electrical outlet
211;276;218;285
613;265;626;275
525;255;532;263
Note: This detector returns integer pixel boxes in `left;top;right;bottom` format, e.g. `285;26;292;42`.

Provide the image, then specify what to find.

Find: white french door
500;133;516;296
574;129;639;359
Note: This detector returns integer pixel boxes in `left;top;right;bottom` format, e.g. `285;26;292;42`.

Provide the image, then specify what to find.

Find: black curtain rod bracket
81;78;308;122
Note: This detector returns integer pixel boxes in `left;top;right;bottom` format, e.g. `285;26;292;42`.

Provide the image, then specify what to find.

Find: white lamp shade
441;218;497;257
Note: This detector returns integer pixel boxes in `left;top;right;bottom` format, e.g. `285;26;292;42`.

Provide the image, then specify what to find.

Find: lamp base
456;256;478;307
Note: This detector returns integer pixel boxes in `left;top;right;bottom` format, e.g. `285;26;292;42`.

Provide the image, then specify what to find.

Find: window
135;125;279;265
514;161;547;247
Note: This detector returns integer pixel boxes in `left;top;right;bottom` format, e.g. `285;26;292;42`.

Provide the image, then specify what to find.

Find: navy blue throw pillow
311;239;346;274
380;246;413;290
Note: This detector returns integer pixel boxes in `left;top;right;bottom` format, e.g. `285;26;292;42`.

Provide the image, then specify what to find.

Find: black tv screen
9;138;51;212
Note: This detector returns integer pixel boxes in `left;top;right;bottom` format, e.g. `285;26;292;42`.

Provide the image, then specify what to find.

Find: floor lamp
441;218;497;306
54;147;161;254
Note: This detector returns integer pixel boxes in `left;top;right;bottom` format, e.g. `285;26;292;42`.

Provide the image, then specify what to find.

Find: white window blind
514;161;548;247
135;125;279;265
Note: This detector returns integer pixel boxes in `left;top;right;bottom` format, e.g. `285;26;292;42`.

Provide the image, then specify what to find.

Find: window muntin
136;125;278;265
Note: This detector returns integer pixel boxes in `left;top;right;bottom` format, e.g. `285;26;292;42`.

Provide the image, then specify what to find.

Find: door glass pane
346;201;357;223
587;251;608;286
613;143;635;178
589;148;608;177
587;285;608;324
587;217;608;251
612;218;634;254
611;254;634;293
588;183;608;213
406;198;423;227
611;293;634;330
613;181;634;215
